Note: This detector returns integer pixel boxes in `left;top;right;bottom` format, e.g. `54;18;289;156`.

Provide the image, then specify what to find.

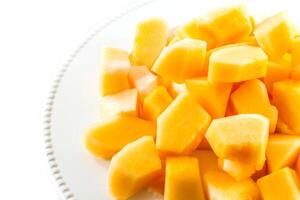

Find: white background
0;0;136;199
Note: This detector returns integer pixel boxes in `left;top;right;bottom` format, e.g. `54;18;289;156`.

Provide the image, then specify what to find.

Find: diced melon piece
108;136;161;199
186;78;232;118
291;65;300;80
203;171;260;200
197;5;252;46
295;154;300;177
276;117;296;135
130;17;168;68
266;134;300;173
99;88;139;117
156;93;211;155
168;83;187;98
254;12;294;60
252;163;267;181
147;174;165;195
263;61;291;94
257;167;300;200
176;19;216;49
273;80;300;134
237;36;258;46
85;114;155;158
208;45;268;82
218;159;256;181
157;75;171;88
192;150;218;175
164;157;205;200
128;66;158;98
205;114;269;169
142;86;173;122
198;138;212;150
291;37;300;79
152;38;207;83
99;47;131;96
230;79;278;132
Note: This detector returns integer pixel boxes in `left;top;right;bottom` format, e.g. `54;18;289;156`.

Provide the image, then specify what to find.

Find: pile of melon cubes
85;5;300;200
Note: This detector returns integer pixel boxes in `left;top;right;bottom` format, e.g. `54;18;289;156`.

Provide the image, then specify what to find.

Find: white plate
44;0;300;199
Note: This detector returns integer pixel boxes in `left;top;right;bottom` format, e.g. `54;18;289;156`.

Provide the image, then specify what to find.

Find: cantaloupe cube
266;134;300;173
186;78;232;118
85;114;155;158
276;117;296;135
99;47;131;96
192;150;218;175
237;36;258;46
291;37;300;80
130;17;168;68
257;167;300;200
108;136;161;199
208;45;268;82
152;38;207;83
295;154;300;177
99;88;139;117
128;66;158;98
291;65;300;80
142;86;173;122
252;163;267;181
164;157;205;200
197;5;252;46
156;93;211;155
273;80;300;134
205;114;269;169
203;171;260;200
263;61;291;94
218;159;256;181
230;79;278;132
254;12;294;60
168;83;187;98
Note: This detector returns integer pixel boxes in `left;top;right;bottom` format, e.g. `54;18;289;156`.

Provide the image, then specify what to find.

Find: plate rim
43;1;155;199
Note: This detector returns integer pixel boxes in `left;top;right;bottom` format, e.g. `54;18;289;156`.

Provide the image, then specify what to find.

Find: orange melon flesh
276;117;296;135
263;61;291;95
257;167;300;200
237;36;258;46
152;38;207;83
186;78;232;118
85;114;155;158
203;171;260;200
208;45;268;82
254;12;294;60
168;82;187;98
108;136;161;199
99;47;131;96
291;37;300;79
164;157;205;200
99;88;139;117
218;158;256;181
147;174;165;195
130;17;168;68
197;5;253;46
273;80;300;134
205;114;269;169
266;134;300;173
191;150;218;175
142;86;173;122
295;154;300;177
128;66;158;98
156;93;211;155
230;79;278;133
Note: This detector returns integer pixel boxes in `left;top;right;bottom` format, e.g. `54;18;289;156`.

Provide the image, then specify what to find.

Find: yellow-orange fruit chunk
273;80;300;134
164;157;205;200
85;114;155;158
295;154;300;177
192;150;218;175
203;171;260;200
276;117;295;135
99;47;131;96
142;86;173;122
230;79;278;132
291;37;300;80
237;36;258;46
108;136;161;199
205;114;269;169
186;78;232;118
254;12;294;60
197;5;252;46
156;93;211;155
152;38;207;83
130;17;168;68
128;66;158;98
266;134;300;173
208;45;268;82
263;61;291;95
168;83;187;98
257;167;300;200
218;159;256;181
99;88;139;117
